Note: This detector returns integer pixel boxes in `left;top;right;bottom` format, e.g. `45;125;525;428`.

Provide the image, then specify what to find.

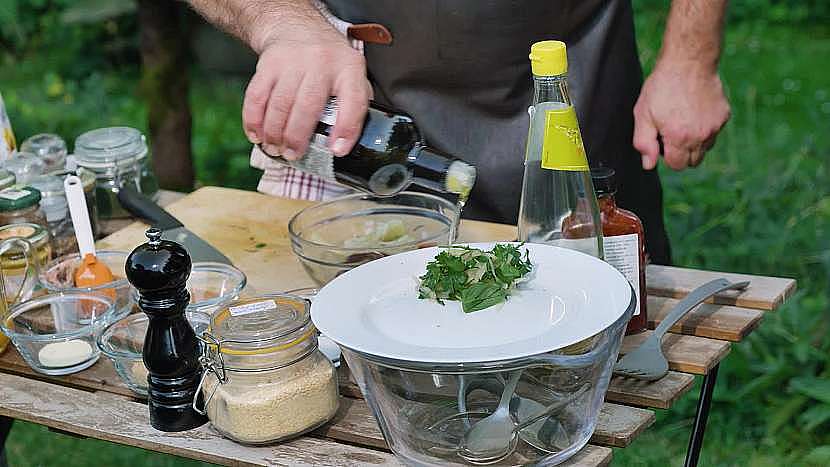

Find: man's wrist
653;53;719;78
250;2;346;53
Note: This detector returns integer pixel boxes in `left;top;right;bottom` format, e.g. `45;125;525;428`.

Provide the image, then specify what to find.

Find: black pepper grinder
126;228;207;431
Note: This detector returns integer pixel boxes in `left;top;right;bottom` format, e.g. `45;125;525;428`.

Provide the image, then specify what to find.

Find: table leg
684;363;720;467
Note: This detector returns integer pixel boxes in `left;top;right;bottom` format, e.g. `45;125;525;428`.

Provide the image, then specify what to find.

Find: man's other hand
633;62;731;171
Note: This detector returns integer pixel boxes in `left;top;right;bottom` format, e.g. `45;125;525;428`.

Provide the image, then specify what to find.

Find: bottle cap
591;167;617;196
529;41;568;76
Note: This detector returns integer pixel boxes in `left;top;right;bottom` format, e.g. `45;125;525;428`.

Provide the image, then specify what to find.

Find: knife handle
117;187;183;231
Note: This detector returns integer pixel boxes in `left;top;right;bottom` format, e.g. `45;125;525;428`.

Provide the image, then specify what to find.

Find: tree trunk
138;0;194;191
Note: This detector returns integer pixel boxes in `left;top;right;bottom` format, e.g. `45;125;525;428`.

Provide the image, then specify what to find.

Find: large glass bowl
342;298;634;466
0;292;116;375
97;311;210;397
289;192;458;285
38;250;132;317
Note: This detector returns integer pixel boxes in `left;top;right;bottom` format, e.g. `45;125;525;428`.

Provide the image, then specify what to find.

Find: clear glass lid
208;294;315;356
73;127;148;168
19;133;67;168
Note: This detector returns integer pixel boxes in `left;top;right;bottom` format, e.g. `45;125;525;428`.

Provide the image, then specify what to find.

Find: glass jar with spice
20;133;68;173
591;167;647;334
196;294;339;445
0;186;48;228
0;223;52;304
29;175;77;257
73;127;159;220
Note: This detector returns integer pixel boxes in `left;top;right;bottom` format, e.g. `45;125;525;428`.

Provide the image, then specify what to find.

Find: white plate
311;243;632;364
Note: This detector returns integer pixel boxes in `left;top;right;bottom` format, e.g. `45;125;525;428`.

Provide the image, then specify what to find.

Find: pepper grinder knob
126;228;207;432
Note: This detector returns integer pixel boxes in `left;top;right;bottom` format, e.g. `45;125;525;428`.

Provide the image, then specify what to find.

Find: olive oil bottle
258;101;476;200
517;41;603;258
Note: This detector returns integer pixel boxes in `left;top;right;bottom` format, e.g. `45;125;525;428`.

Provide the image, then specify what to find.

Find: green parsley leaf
418;244;532;313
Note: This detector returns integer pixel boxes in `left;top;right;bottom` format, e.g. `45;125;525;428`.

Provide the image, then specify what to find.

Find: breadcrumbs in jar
197;295;339;445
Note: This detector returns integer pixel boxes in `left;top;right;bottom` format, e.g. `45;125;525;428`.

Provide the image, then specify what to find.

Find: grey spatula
614;278;750;381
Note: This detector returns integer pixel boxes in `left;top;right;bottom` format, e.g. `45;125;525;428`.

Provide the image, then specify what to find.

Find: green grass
2;3;829;467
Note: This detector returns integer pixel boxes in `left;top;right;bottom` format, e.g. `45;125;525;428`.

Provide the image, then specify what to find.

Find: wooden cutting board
97;187;516;294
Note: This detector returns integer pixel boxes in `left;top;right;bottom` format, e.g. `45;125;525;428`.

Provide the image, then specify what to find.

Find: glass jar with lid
73;127;160;220
20;133;67;173
5;152;46;184
39;168;99;239
0;170;15;191
0;223;52;304
195;294;339;445
29;175;77;257
0;186;48;227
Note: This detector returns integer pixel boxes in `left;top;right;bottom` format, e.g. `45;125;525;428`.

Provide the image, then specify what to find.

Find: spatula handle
64;175;95;258
654;278;750;337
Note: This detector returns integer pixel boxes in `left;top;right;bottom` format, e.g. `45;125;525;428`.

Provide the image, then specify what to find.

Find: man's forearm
185;0;341;53
657;0;728;72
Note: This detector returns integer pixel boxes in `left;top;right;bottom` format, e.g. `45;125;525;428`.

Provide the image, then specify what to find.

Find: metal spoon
458;370;522;463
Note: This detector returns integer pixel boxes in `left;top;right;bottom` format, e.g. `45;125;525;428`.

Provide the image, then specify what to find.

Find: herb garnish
418;244;532;313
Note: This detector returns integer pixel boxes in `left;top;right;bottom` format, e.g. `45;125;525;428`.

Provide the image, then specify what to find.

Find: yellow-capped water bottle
517;41;603;258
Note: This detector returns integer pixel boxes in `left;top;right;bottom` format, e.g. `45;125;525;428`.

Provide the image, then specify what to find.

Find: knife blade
116;187;233;265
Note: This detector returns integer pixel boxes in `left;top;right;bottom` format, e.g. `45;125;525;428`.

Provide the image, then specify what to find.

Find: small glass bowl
38;250;132;317
97;311;211;397
129;262;246;316
186;262;246;314
289;192;457;285
0;292;116;375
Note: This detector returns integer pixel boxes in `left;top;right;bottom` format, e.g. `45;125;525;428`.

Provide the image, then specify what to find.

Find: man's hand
245;35;371;160
634;63;730;170
185;0;371;160
633;0;729;171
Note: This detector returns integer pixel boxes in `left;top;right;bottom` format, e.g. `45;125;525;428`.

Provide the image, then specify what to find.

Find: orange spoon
64;176;114;292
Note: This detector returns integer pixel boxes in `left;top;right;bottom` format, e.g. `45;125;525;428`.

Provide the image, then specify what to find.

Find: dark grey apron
326;0;671;264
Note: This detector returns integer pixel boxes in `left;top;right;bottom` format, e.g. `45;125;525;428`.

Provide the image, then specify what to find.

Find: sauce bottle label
602;233;641;316
540;107;589;171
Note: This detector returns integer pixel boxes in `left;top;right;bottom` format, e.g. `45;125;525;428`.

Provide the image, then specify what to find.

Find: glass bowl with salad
288;192;459;286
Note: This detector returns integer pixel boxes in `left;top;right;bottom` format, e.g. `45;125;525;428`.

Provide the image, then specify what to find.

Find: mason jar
73;127;159;220
0;223;52;304
0;170;15;191
46;168;99;240
20;133;67;173
0;186;48;227
5;152;46;184
29;175;76;257
195;294;339;445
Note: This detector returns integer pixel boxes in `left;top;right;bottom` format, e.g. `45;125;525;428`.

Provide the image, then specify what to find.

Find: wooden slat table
0;187;795;467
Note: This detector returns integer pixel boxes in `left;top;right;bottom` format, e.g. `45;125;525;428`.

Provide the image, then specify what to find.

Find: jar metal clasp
193;331;228;416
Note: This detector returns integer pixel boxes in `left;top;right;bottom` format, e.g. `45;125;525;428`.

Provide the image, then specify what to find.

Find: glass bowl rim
127;261;247;310
38;250;130;293
97;310;211;360
287;191;457;252
0;292;115;342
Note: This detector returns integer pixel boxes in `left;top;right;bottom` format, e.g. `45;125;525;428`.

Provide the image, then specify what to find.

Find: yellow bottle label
541;107;589;171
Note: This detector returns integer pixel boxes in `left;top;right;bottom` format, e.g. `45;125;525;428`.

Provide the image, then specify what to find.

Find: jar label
0;189;29;200
602;233;641;316
229;299;278;317
540;107;589;171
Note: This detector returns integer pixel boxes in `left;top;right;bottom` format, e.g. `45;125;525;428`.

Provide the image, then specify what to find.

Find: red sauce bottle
591;168;647;334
